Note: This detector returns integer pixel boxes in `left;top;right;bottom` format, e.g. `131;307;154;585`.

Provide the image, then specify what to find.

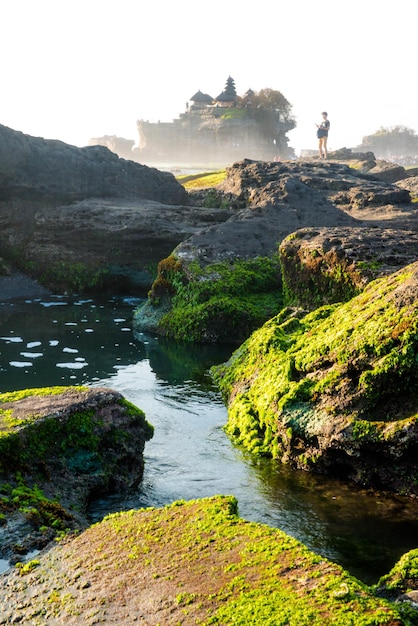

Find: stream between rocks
1;295;418;584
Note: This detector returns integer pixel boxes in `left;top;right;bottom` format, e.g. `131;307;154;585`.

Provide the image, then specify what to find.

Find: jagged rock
175;159;413;268
366;160;410;183
212;262;418;495
396;175;418;199
279;226;418;307
135;158;417;343
0;386;153;562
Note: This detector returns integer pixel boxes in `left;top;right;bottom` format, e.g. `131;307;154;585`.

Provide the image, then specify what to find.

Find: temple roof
190;90;213;103
215;90;236;102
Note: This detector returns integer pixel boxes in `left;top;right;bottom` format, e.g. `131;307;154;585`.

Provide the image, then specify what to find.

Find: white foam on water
56;362;88;369
63;347;78;353
9;361;33;368
1;336;23;343
27;341;42;348
20;352;43;358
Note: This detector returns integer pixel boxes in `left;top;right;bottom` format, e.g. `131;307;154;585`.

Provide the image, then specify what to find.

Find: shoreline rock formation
0;123;236;294
0;496;410;624
212;262;418;495
0;386;153;564
134;156;418;343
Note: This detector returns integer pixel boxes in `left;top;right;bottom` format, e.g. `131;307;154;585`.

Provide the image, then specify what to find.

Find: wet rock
0;386;153;563
212;262;418;495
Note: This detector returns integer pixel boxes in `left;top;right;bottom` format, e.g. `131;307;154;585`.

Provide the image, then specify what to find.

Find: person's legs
323;136;328;159
318;137;324;158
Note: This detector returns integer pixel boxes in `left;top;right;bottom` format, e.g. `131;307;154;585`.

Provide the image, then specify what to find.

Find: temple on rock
136;77;295;165
90;77;296;166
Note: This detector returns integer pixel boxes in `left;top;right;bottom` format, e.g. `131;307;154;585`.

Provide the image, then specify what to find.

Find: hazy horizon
1;1;416;156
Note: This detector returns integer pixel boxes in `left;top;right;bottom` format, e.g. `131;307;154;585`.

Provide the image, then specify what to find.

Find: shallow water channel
1;295;418;584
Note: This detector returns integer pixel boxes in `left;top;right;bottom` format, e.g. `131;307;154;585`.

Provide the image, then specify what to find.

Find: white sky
1;0;416;156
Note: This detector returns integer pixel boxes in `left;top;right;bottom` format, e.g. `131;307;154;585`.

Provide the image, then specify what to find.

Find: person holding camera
316;112;330;159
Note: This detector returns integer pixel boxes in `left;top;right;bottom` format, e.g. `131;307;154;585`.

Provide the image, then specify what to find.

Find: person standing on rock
316;112;330;159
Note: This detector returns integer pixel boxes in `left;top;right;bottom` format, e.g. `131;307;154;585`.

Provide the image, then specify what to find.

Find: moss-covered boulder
134;254;283;343
0;495;408;624
0;386;153;561
212;262;418;494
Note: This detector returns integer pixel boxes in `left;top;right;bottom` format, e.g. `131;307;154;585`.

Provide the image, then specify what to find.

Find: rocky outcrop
0;124;187;204
0;496;407;625
0;386;153;563
0;124;236;293
279;226;418;308
212;262;418;495
397;175;418;199
135;158;417;343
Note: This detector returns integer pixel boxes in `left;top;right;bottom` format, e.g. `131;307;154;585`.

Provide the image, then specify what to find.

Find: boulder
212;262;418;495
396;175;418;199
0;124;235;293
0;123;187;204
0;386;153;562
0;496;406;624
279;226;418;308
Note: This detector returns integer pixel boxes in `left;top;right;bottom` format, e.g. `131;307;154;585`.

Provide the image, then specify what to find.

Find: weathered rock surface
0;124;187;204
0;496;406;625
212;262;418;495
135;158;417;342
397;175;418;199
279;226;418;308
0;124;235;293
0;386;153;563
174;158;415;269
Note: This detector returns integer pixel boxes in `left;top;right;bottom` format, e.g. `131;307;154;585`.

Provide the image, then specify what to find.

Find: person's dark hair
322;111;328;116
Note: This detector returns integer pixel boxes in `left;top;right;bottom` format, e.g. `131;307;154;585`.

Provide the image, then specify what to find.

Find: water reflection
1;296;418;584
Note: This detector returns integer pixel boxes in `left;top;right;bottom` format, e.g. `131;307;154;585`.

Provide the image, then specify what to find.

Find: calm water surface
1;295;418;584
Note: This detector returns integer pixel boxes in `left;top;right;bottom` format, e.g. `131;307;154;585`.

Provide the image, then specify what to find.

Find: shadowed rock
0;386;153;562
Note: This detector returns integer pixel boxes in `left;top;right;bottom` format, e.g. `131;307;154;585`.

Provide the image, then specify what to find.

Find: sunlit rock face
212;262;418;495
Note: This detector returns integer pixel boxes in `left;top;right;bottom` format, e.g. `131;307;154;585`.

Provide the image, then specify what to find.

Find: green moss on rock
0;386;153;556
135;255;283;343
0;495;407;624
212;263;418;493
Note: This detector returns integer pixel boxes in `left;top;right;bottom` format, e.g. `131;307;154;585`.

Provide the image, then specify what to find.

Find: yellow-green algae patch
177;170;227;189
212;262;418;491
0;496;408;624
138;255;283;343
0;386;86;433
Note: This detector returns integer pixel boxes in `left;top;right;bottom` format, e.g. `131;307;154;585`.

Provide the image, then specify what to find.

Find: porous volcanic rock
396;175;418;199
172;158;415;267
135;158;417;343
279;226;418;308
0;386;153;563
212;262;418;495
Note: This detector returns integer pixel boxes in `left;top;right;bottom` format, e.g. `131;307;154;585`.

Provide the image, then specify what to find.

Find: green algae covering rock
0;386;153;561
0;496;407;624
212;262;418;495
